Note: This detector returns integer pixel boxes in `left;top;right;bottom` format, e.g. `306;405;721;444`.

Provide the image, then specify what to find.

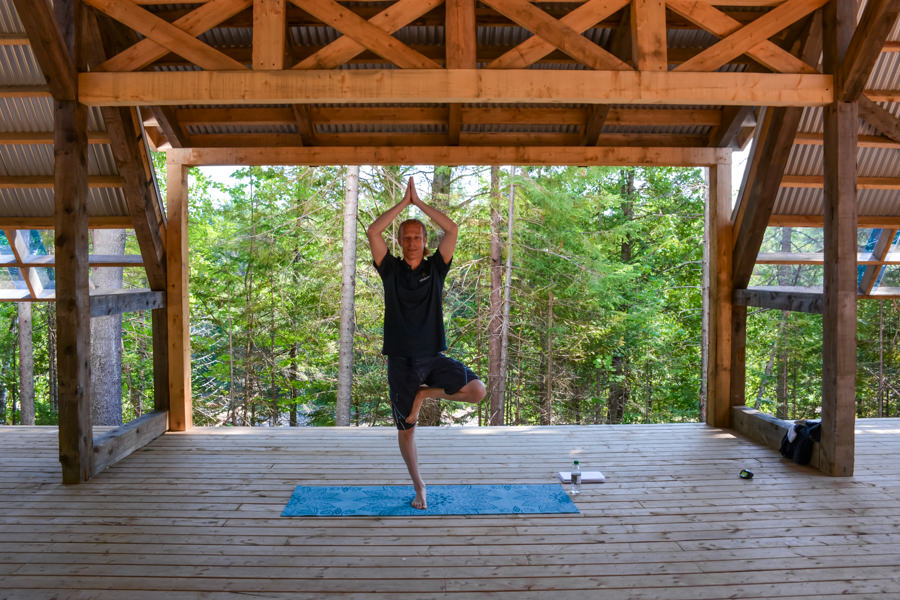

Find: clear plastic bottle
571;460;582;495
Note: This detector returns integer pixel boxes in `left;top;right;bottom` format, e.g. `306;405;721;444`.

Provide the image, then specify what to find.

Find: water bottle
571;460;582;495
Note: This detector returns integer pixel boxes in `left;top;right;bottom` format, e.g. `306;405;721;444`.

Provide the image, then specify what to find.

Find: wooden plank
91;411;169;476
857;95;900;144
97;0;250;72
667;0;819;73
252;0;285;70
288;0;439;69
769;214;900;227
166;158;192;432
292;0;442;69
675;0;828;72
487;0;631;69
631;0;667;71
10;0;76;100
860;229;898;294
55;94;93;483
705;162;733;427
0;131;110;144
795;130;900;149
0;216;133;229
101;107;168;291
89;289;165;318
89;0;248;71
77;70;835;106
733;286;824;313
781;175;900;190
837;0;900;101
168;145;730;166
0;176;123;188
481;0;632;70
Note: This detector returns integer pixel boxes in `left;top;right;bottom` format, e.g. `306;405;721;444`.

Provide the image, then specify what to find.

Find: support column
166;158;191;430
705;161;733;427
821;0;857;476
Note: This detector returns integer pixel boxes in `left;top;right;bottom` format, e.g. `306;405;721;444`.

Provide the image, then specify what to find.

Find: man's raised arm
409;178;458;263
366;185;412;267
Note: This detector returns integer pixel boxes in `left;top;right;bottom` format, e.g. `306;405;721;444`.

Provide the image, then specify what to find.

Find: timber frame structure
1;0;898;481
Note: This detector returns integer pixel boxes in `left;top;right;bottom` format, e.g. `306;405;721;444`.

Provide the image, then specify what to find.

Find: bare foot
411;484;427;510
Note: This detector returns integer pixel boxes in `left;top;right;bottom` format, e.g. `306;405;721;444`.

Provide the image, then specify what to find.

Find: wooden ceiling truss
5;0;900;482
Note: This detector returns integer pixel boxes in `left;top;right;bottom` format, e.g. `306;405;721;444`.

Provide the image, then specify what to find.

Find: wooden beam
708;106;755;147
169;145;730;166
860;229;898;294
0;131;110;144
487;0;631;69
864;89;900;102
92;410;168;475
55;8;93;482
85;0;247;70
288;0;439;68
581;105;610;146
0;254;144;268
151;106;190;149
858;95;900;144
78;70;835;107
292;0;442;69
837;0;900;101
90;289;165;317
151;308;169;412
0;216;133;229
820;0;857;477
0;176;124;188
481;0;632;70
676;0;828;73
733;286;824;313
631;0;667;71
446;0;476;145
97;0;251;72
166;158;192;432
795;130;900;149
10;0;77;99
101;107;168;291
252;0;286;70
291;104;315;146
769;214;900;227
0;85;51;98
755;251;890;265
730;304;747;407
667;0;820;73
781;175;900;189
706;162;733;427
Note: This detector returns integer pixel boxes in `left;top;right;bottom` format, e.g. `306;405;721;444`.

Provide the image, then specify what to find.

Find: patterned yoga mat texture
281;483;579;516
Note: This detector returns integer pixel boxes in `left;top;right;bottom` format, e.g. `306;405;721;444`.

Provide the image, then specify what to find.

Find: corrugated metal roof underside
775;188;900;217
0;188;127;218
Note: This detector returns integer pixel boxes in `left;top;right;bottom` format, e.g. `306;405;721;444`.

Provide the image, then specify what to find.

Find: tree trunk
270;304;278;426
90;228;125;426
608;169;634;425
499;166;515;425
488;166;504;425
608;354;626;424
289;343;298;426
47;303;57;413
542;290;554;425
18;302;34;425
336;165;359;426
879;299;885;417
243;178;257;426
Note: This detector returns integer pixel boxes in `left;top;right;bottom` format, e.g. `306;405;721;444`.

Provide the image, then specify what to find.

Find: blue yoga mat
282;483;579;516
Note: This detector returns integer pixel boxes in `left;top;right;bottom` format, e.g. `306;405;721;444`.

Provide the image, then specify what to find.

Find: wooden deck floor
2;420;900;599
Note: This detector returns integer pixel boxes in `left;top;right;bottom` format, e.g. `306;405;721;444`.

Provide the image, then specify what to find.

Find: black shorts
387;354;480;430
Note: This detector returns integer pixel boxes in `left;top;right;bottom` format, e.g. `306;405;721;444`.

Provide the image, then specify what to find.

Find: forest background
2;162;898;427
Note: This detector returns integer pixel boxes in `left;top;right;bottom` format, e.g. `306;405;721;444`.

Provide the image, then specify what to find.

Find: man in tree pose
367;177;486;509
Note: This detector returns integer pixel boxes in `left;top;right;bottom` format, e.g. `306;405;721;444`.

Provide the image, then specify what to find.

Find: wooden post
730;304;747;408
152;308;169;414
54;0;93;484
705;161;733;427
166;158;192;431
820;0;857;476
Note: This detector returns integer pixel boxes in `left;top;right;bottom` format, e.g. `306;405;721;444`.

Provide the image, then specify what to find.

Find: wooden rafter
0;131;111;144
781;175;900;189
631;0;667;71
708;106;755;147
0;176;123;188
672;0;826;73
769;214;900;227
77;70;834;106
288;0;439;68
151;106;190;149
837;0;900;101
291;104;315;146
93;0;251;72
860;229;898;294
734;286;824;313
11;0;76;100
253;0;286;70
446;0;476;145
582;9;633;145
292;0;441;69
795;131;900;149
481;0;632;70
858;96;900;144
486;0;630;69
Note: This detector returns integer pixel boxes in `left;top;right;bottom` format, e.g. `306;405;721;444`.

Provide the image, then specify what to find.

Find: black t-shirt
375;250;451;357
